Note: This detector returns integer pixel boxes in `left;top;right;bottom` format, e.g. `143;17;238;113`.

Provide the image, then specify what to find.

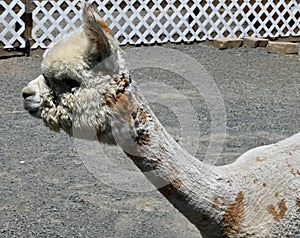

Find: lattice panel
240;0;300;38
0;0;25;48
32;0;82;48
188;0;300;40
29;0;300;48
92;0;193;44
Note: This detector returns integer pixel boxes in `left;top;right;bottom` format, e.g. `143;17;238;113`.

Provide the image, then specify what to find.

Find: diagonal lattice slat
0;0;25;48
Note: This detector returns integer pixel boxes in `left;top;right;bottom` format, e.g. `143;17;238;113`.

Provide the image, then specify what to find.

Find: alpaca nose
22;87;36;99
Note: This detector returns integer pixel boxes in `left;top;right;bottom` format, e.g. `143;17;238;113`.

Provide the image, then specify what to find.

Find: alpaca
22;4;300;237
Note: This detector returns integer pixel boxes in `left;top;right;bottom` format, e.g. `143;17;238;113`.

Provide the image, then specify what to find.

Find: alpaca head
22;4;128;142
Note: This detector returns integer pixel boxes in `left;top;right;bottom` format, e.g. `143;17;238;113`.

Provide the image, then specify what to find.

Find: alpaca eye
43;74;52;88
64;78;80;88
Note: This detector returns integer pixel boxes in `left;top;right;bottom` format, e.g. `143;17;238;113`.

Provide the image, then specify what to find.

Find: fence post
21;0;33;39
15;0;33;40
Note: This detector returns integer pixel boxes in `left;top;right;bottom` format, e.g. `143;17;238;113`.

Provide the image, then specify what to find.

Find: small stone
243;37;269;48
267;41;298;54
212;38;243;49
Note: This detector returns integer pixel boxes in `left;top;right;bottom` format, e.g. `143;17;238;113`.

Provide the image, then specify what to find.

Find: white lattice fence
1;0;300;49
30;0;300;48
0;0;25;48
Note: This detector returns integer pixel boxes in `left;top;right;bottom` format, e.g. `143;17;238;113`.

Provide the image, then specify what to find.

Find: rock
243;37;269;48
267;42;299;54
212;38;243;49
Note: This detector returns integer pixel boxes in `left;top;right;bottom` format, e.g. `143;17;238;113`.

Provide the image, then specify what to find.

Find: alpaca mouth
28;107;42;118
23;97;43;118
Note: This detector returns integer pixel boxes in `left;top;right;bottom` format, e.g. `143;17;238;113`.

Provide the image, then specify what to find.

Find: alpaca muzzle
22;75;48;118
22;87;43;117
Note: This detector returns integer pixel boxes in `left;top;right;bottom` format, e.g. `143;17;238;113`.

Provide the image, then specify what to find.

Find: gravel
0;43;299;237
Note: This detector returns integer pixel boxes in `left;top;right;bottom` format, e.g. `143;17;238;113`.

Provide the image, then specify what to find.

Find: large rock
212;38;243;49
267;41;299;54
243;37;269;48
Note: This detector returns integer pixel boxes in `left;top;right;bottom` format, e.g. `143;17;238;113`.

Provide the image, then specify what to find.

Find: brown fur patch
159;145;166;153
212;196;219;209
104;94;116;107
267;199;287;221
171;178;181;190
96;18;113;36
296;198;300;209
158;178;181;197
253;178;258;184
158;166;182;197
256;156;265;162
149;155;162;169
135;129;151;146
139;108;147;124
131;107;138;120
113;76;120;83
220;191;245;236
212;196;226;209
262;182;267;187
108;79;151;147
169;165;181;182
286;160;300;176
111;92;135;123
115;77;130;96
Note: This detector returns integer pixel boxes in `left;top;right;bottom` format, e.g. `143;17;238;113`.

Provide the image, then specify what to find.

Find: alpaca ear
81;4;128;75
82;4;116;60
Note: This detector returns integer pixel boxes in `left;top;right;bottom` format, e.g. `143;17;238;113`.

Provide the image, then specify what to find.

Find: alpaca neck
108;82;236;236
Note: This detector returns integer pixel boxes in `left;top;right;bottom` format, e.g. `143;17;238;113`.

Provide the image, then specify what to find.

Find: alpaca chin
29;108;42;118
23;99;43;118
